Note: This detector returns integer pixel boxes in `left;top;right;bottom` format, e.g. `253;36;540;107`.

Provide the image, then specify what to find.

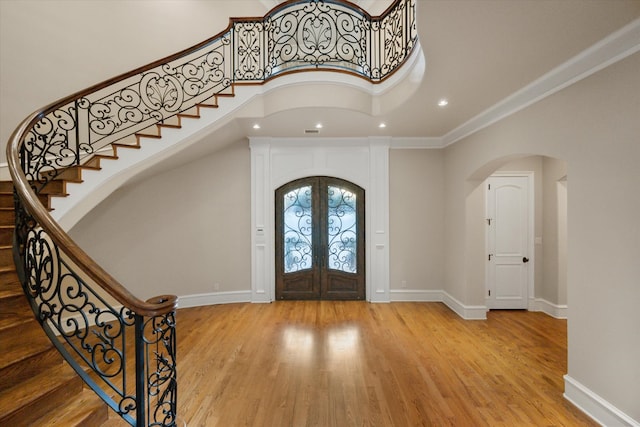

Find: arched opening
275;176;365;300
466;154;568;316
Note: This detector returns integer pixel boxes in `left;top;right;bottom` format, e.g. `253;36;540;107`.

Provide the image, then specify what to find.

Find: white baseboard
442;291;487;320
564;375;639;427
177;291;252;308
388;289;487;320
531;298;568;319
389;289;443;302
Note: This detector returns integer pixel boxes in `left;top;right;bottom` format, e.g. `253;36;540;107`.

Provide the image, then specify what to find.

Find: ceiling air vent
304;129;320;134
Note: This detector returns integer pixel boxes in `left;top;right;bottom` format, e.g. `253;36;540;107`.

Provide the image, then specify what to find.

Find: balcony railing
5;0;417;425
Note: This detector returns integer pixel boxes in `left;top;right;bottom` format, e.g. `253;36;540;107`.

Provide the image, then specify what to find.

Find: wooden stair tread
37;388;108;427
0;362;83;426
178;112;200;119
159;123;182;129
136;133;162;139
0;278;26;320
197;102;219;108
0;316;34;336
0;276;21;293
0;347;63;391
0;317;53;370
0;264;18;276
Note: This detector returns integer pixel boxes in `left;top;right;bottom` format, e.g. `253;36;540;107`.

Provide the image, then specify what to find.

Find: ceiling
107;0;640;186
237;0;640;141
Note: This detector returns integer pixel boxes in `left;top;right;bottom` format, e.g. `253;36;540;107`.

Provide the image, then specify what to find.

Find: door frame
250;137;391;303
485;172;535;310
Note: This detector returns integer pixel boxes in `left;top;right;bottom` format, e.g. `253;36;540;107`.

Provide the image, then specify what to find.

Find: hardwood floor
173;302;596;427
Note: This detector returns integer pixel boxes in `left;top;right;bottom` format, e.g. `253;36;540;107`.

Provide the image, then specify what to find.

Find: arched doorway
275;176;365;300
467;155;568;317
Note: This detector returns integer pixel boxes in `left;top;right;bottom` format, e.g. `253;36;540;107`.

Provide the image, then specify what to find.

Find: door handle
523;257;529;263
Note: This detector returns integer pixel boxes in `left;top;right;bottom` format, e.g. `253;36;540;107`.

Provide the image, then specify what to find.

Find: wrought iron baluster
135;315;147;427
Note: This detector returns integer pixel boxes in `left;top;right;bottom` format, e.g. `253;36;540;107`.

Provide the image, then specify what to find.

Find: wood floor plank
172;302;596;426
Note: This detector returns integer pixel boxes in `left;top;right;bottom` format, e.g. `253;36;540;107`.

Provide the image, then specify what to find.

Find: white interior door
486;175;531;309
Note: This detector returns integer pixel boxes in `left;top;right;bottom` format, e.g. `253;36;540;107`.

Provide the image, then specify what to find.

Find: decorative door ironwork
276;177;365;300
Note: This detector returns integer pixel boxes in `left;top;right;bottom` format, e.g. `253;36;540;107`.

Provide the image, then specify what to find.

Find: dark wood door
275;177;365;300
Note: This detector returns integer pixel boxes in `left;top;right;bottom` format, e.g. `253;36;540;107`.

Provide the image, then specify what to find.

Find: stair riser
0;210;15;225
0;375;83;426
0;247;14;267
0;194;14;208
42;167;82;182
0;227;12;246
1;181;67;196
0;268;19;285
0;293;28;318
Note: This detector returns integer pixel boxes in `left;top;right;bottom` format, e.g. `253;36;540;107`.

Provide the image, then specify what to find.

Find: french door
275;177;365;300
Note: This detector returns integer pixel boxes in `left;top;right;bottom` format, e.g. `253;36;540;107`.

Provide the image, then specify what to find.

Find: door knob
523;257;529;263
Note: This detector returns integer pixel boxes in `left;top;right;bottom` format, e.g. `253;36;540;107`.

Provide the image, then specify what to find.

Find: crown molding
390;137;443;149
442;17;640;147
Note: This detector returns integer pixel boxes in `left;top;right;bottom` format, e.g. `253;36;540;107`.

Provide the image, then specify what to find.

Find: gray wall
442;52;640;420
70;140;251;300
389;149;445;292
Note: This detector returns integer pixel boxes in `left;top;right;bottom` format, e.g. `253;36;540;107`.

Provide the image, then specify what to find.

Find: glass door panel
327;186;357;273
283;185;313;273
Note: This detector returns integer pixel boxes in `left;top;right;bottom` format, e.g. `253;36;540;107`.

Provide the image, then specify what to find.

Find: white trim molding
249;136;391;303
389;289;489;320
177;291;252;309
564;375;640;427
443;292;487;320
442;17;640;147
530;298;568;319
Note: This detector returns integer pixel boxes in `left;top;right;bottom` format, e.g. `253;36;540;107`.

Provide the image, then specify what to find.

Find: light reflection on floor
281;325;361;366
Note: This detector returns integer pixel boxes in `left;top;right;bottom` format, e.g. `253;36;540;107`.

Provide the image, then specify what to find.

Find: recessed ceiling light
378;122;386;128
252;123;260;129
438;99;449;107
315;123;323;129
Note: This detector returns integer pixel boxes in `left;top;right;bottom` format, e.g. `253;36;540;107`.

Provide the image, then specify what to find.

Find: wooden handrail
6;113;177;317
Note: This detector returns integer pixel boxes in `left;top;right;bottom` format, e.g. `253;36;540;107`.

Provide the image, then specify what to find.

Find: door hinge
488;254;493;261
486;218;492;226
488;183;491;190
488;289;491;296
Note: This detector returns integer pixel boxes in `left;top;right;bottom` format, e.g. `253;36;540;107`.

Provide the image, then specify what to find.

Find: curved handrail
6;1;417;425
7;116;177;316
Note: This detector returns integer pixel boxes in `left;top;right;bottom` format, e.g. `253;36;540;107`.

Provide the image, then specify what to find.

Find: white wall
443;52;640;421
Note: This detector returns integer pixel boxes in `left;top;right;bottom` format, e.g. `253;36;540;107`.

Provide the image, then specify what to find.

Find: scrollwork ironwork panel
263;1;370;78
327;185;357;273
234;21;265;81
143;312;177;427
20;0;416;194
283;185;314;273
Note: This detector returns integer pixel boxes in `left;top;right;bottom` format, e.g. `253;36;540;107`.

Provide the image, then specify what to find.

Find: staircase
0;182;110;426
0;93;228;426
